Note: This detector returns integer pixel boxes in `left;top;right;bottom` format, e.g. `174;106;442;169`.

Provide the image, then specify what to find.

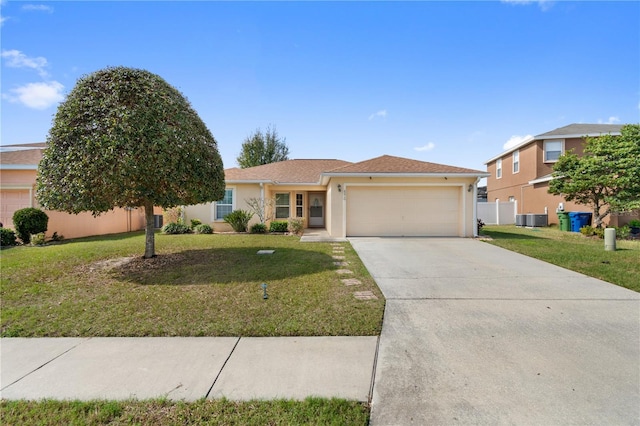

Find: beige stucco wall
183;183;264;232
189;177;480;236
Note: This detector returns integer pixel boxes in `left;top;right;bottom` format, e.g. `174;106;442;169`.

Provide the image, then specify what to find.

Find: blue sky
1;1;639;175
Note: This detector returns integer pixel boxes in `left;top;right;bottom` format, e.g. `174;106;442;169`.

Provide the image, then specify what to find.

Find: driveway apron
350;237;640;425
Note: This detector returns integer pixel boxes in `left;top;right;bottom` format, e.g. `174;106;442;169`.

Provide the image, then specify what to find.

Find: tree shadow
481;230;546;241
111;247;335;285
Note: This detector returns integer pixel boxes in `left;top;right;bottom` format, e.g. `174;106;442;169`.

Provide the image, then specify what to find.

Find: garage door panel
1;190;31;228
346;186;461;237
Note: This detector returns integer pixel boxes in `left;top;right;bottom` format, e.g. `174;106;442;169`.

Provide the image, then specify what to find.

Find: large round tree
36;67;225;258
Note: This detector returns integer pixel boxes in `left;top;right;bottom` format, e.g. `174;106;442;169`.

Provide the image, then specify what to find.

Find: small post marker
261;283;268;299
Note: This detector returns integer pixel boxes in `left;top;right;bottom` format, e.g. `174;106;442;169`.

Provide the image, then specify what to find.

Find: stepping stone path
335;269;353;275
354;291;378;300
332;255;345;260
341;278;361;286
333;261;349;266
257;250;275;255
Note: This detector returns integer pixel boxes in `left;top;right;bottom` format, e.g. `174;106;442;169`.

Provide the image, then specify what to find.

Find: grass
0;397;370;425
481;225;640;292
0;232;385;337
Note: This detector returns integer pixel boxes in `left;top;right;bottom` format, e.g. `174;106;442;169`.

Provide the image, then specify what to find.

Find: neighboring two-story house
484;123;630;226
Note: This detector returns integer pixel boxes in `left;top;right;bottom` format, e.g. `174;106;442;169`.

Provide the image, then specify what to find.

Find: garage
346;186;462;237
0;189;32;228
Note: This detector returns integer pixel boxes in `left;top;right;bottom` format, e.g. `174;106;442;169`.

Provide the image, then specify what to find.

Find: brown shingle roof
325;155;486;175
0;149;43;166
225;159;353;183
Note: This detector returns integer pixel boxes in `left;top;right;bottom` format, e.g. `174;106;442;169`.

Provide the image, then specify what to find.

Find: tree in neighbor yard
236;126;289;168
549;124;640;228
36;67;225;258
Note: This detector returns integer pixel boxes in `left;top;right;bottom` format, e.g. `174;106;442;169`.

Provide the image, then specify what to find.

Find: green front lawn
0;232;385;337
481;225;640;292
0;398;370;426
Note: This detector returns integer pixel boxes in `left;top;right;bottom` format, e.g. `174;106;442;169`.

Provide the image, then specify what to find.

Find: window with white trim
512;150;520;173
544;140;563;162
215;188;234;220
295;193;304;218
275;193;290;219
496;158;502;179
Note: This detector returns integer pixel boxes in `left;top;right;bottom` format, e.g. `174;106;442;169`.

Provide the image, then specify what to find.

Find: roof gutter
0;164;39;170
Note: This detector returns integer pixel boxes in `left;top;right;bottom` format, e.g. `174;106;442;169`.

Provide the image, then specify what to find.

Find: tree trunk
144;202;156;258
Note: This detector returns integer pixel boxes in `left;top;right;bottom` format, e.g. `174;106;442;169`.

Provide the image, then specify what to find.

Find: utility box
526;214;548;227
516;214;526;226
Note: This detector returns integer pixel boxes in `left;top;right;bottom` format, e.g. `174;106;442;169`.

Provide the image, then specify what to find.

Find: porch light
468;184;473;192
337;184;342;192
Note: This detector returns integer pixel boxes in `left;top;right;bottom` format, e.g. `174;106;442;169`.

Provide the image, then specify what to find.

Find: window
275;193;290;219
296;193;304;218
215;188;234;220
544;140;563;162
496;158;502;179
512;150;519;174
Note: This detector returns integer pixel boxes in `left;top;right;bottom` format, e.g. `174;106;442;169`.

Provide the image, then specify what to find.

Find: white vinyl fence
478;200;517;225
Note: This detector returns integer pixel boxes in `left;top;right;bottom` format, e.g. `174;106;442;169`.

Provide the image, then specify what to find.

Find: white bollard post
604;228;616;251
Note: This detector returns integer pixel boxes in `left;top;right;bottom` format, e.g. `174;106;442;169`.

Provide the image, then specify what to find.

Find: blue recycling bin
569;212;592;232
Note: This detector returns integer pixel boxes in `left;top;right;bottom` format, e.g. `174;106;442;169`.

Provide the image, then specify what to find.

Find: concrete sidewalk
0;336;378;402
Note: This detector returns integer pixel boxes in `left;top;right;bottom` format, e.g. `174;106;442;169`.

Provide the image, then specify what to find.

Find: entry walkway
300;228;347;242
1;336;377;402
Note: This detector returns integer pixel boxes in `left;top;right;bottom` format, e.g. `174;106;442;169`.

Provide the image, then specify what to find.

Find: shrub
30;232;47;246
580;225;604;238
224;210;253;232
288;218;304;235
616;226;630;240
162;222;192;234
194;223;213;234
629;219;640;228
190;219;202;229
1;228;17;247
269;220;288;233
12;208;49;244
477;218;485;233
580;225;595;237
50;232;64;242
250;223;267;234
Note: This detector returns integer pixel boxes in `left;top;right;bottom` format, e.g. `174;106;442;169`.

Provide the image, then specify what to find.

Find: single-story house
184;155;490;238
0;143;149;239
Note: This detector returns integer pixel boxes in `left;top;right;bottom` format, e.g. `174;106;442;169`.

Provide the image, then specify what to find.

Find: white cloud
598;116;620;124
1;49;50;78
501;0;554;11
22;4;54;13
503;134;533;150
368;109;387;121
5;81;64;109
414;142;436;152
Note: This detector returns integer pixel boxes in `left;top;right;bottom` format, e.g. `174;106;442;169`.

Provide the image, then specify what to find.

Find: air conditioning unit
515;214;526;226
526;214;548;227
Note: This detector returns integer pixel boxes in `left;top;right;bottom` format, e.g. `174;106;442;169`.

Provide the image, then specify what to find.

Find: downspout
520;183;533;214
473;177;480;237
260;183;264;223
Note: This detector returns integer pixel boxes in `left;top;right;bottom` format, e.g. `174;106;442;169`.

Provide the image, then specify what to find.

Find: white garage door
1;189;31;229
346;186;461;237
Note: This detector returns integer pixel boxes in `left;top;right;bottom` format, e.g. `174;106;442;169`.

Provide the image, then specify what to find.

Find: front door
308;193;325;227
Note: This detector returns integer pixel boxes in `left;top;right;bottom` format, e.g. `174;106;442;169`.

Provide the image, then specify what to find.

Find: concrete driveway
350;237;640;425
